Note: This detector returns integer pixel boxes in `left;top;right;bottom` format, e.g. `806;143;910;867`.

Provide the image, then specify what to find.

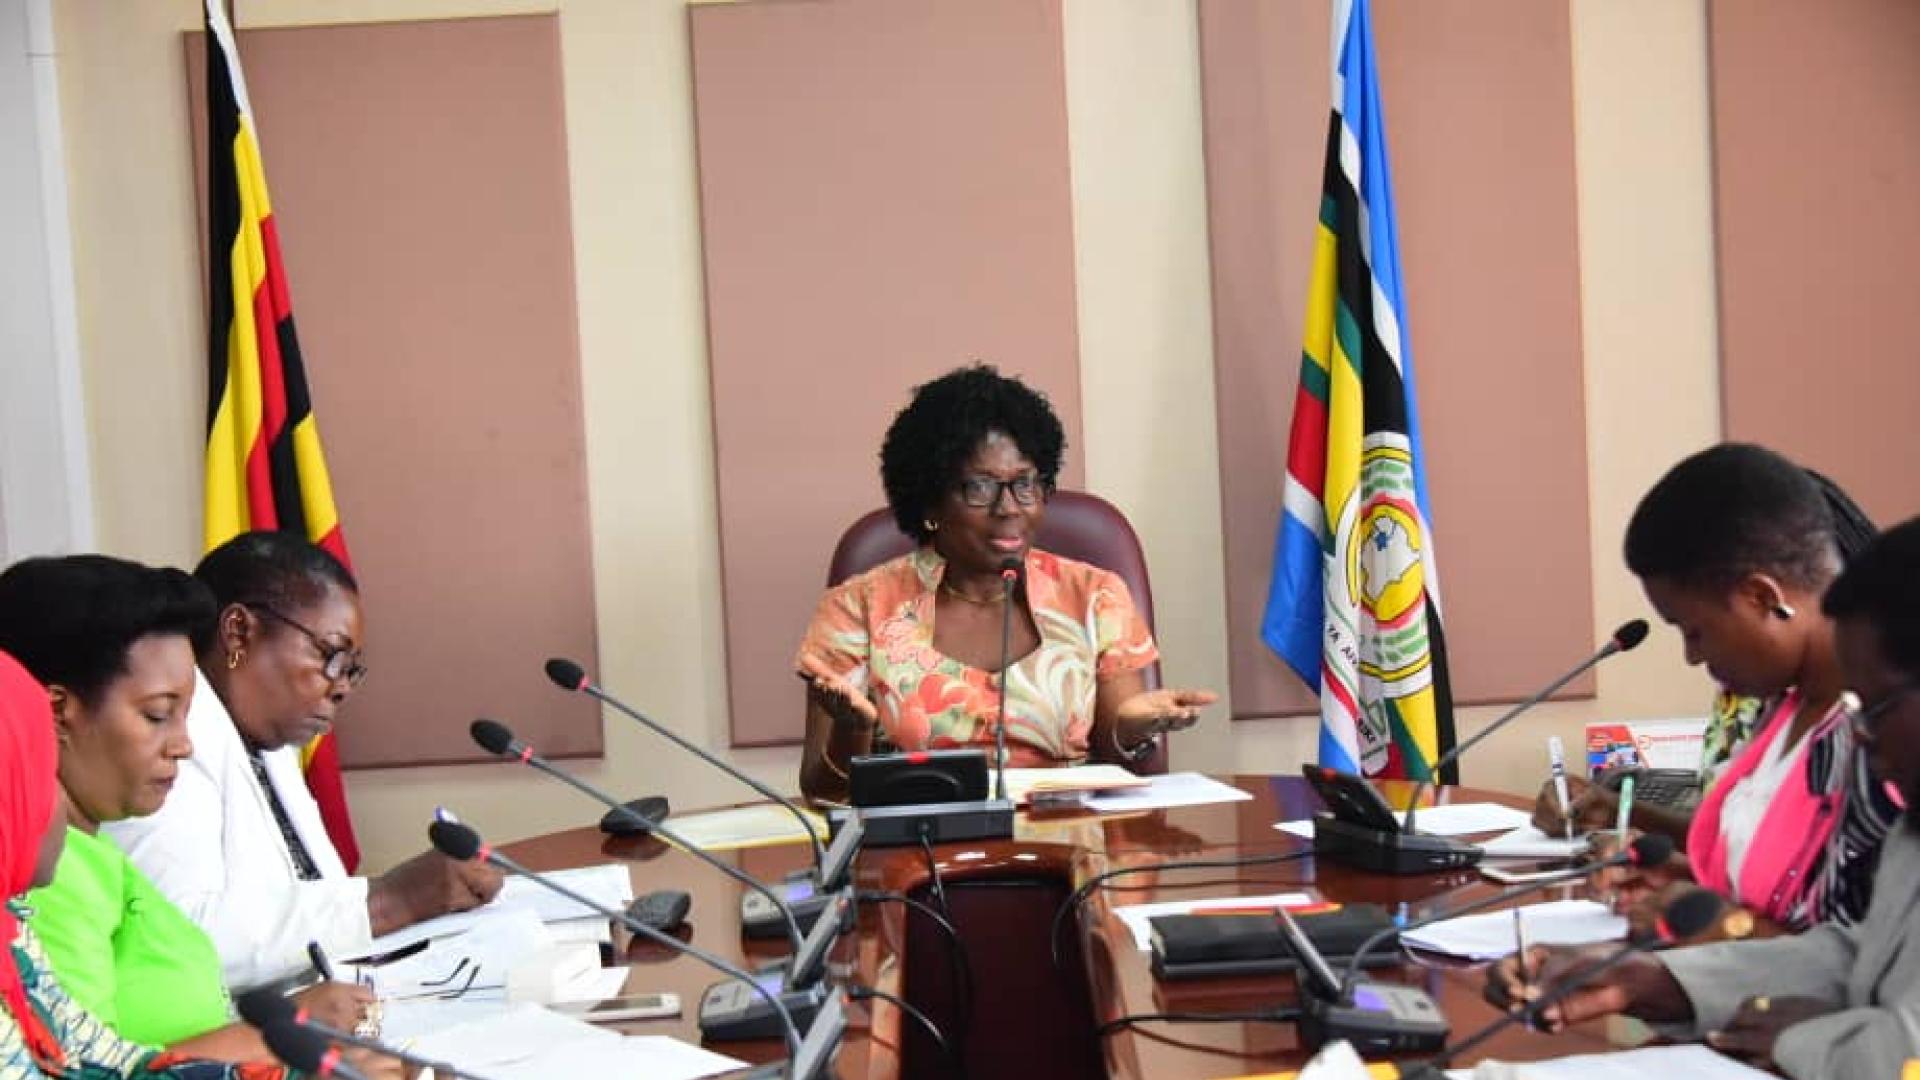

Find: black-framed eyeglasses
1851;683;1914;740
243;603;368;688
956;473;1046;509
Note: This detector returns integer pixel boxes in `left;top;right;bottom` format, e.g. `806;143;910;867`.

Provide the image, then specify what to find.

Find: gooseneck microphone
428;819;808;1055
544;657;828;877
1336;833;1674;996
993;560;1019;803
1401;619;1650;834
1399;886;1722;1079
259;1017;371;1080
237;989;499;1080
469;719;803;950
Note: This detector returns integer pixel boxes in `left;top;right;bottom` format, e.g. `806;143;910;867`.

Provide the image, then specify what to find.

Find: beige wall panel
1200;0;1595;724
689;0;1086;747
1710;0;1920;523
187;15;601;767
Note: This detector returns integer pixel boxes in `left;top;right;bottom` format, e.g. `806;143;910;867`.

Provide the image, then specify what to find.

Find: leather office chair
826;490;1170;775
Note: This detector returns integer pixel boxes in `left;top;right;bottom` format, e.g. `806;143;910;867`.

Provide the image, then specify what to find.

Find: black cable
919;831;950;918
1095;1008;1302;1039
850;984;964;1079
1049;848;1312;967
858;890;973;1053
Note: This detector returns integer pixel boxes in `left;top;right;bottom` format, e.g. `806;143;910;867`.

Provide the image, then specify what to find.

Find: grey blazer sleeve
1655;925;1857;1035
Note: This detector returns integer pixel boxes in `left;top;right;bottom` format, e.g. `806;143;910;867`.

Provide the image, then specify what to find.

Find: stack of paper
1399;900;1625;960
1469;1043;1777;1078
405;1002;745;1080
1274;802;1532;840
1479;825;1590;860
356;863;635;956
1077;772;1253;813
1003;765;1150;806
661;803;828;852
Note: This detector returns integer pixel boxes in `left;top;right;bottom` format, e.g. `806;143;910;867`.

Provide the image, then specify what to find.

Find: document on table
1112;891;1313;950
358;863;634;955
405;1002;744;1080
1399;899;1624;960
1003;765;1150;805
1274;802;1532;839
1078;771;1253;813
1478;825;1590;859
1467;1043;1777;1079
662;803;827;852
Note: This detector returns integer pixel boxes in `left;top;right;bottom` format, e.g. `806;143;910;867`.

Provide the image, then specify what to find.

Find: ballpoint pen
1548;736;1574;844
1616;774;1636;847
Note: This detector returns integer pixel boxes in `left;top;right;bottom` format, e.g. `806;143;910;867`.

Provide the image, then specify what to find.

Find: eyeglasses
956;473;1046;509
243;603;368;688
1851;683;1914;740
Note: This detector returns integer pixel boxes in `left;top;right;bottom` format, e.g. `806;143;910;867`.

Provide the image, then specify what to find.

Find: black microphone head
236;987;297;1029
429;819;484;861
1612;619;1651;652
260;1018;334;1073
1655;887;1722;942
999;557;1022;579
470;718;517;756
545;657;589;692
1626;832;1675;868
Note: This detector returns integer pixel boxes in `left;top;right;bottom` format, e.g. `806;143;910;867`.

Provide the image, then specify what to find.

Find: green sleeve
22;829;121;1031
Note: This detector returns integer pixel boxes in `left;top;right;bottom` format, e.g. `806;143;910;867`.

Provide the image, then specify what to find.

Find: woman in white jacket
106;532;502;991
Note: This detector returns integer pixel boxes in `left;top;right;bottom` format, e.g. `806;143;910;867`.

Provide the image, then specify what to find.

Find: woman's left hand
290;980;375;1032
1114;688;1218;744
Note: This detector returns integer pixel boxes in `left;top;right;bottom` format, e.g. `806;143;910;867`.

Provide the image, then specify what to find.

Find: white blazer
103;671;372;991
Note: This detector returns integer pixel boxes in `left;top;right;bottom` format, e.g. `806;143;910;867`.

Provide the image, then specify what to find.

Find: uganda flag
202;0;360;869
1260;0;1455;783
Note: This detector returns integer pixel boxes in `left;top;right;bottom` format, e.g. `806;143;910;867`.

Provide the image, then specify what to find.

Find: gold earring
227;649;244;669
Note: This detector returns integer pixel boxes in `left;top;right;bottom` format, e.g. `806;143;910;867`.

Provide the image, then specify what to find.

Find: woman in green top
0;555;373;1062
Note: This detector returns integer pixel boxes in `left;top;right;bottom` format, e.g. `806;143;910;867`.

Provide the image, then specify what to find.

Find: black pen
306;940;335;982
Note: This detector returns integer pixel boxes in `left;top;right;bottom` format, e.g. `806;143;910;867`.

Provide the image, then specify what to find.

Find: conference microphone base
742;874;841;942
829;798;1014;848
699;975;827;1042
1309;813;1483;875
1300;982;1450;1055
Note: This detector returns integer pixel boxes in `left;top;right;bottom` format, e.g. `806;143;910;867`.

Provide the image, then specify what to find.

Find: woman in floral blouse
797;365;1217;801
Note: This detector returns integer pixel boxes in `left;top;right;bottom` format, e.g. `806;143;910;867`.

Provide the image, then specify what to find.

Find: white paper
1003;765;1150;805
1400;899;1625;960
406;1003;744;1080
663;803;826;852
360;864;634;955
1275;801;1531;839
354;909;553;998
1295;1039;1377;1080
1473;1043;1777;1079
1080;771;1253;813
1112;891;1313;950
552;962;631;1004
1479;825;1591;859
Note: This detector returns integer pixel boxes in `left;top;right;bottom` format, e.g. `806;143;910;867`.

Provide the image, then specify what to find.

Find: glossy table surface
496;775;1639;1078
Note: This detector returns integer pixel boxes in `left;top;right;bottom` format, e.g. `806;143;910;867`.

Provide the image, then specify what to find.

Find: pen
1513;908;1530;1024
1548;736;1574;843
306;940;335;982
1615;774;1636;847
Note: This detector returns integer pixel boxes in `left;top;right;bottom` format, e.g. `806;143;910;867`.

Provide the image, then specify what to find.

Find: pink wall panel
1201;0;1596;721
188;16;601;767
689;0;1085;747
1710;1;1920;524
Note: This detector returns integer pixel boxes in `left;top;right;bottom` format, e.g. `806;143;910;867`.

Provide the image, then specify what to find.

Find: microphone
429;819;830;1054
543;657;829;878
259;1017;371;1080
993;559;1019;803
237;990;499;1080
469;719;804;950
1336;833;1674;996
1399;886;1721;1079
1402;619;1650;834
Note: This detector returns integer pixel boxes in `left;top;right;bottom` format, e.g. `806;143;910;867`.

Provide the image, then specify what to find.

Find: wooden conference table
499;775;1639;1078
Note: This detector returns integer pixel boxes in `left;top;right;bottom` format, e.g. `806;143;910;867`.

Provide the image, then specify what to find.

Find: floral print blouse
797;547;1158;765
1;908;289;1079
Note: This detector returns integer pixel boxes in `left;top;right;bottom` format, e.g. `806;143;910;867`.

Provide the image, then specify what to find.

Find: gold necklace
940;582;1008;606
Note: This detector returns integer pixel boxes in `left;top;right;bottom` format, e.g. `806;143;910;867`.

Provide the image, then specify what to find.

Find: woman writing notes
105;533;502;990
1536;446;1895;938
796;365;1216;802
